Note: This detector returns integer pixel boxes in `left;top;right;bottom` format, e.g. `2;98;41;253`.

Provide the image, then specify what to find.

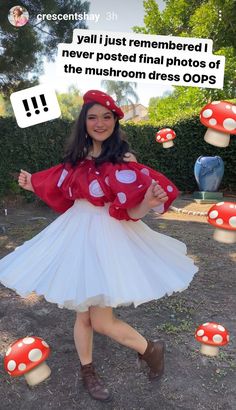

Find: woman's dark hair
62;102;137;168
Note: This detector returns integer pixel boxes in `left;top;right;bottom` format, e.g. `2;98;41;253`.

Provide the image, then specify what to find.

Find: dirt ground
0;195;235;410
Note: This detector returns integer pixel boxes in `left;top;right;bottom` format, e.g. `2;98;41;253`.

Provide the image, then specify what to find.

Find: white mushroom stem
163;140;174;148
24;361;51;386
204;128;230;147
213;228;236;244
200;344;219;357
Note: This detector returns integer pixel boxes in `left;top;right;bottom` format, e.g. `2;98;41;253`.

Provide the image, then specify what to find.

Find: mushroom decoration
207;202;236;243
155;128;176;148
200;101;236;147
4;336;51;386
195;322;229;356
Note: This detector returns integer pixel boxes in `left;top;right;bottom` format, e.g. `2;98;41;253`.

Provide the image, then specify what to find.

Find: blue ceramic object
194;156;224;192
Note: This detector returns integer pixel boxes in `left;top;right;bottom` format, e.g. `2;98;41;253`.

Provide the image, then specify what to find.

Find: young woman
0;90;198;402
11;6;28;27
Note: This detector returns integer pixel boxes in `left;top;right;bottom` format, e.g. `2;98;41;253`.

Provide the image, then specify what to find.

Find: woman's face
13;9;21;18
86;104;116;143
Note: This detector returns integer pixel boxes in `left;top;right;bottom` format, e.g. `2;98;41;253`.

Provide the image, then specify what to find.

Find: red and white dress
0;159;198;312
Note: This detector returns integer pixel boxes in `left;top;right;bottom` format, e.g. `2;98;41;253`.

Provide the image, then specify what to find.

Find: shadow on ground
0;198;235;409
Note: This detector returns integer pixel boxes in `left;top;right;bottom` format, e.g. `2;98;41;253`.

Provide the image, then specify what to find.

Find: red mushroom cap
195;322;229;346
200;101;236;135
4;336;51;377
156;128;176;143
207;202;236;231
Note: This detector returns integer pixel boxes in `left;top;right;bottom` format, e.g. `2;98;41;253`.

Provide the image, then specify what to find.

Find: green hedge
123;116;236;193
0;118;71;200
0;115;235;201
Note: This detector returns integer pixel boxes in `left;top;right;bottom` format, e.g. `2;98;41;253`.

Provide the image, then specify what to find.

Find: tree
134;0;236;48
0;0;90;96
133;0;236;116
0;95;6;117
57;86;83;120
0;94;13;117
149;87;208;122
101;81;139;106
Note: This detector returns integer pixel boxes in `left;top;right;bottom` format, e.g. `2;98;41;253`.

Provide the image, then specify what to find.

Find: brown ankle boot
137;340;165;380
80;363;112;402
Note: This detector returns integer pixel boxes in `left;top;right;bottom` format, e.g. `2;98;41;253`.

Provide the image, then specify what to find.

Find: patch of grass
7;221;48;241
188;349;236;369
0;221;49;250
188;349;200;359
161;297;196;316
215;368;228;377
217;351;236;367
157;319;194;334
170;299;192;314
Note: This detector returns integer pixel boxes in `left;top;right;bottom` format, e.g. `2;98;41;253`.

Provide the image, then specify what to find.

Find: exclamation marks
31;96;40;114
22;99;31;117
40;94;49;112
22;94;49;116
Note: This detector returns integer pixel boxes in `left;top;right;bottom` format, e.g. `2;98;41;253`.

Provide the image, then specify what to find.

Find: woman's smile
86;104;116;144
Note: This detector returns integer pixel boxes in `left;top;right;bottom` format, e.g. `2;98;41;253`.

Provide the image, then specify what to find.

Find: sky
39;0;173;106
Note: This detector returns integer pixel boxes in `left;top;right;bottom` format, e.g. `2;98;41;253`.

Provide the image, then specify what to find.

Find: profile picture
8;5;29;27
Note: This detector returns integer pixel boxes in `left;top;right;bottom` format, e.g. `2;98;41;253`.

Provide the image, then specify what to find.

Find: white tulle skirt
0;199;198;312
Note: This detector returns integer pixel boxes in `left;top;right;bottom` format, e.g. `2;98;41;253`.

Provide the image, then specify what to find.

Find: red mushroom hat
83;90;124;119
195;322;229;347
207;202;236;231
200;101;236;147
4;336;51;377
207;201;236;243
156;128;176;148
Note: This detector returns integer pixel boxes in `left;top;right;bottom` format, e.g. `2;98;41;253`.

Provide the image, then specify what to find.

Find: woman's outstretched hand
143;181;168;209
127;181;169;219
18;169;34;192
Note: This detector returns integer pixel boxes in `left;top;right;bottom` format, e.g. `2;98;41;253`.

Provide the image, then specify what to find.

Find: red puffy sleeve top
31;159;179;221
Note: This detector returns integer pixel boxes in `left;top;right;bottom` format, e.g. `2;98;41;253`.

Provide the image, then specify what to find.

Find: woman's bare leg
73;311;94;365
89;306;148;354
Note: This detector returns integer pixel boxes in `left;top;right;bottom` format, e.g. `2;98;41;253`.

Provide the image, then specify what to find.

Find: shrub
0;114;235;201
